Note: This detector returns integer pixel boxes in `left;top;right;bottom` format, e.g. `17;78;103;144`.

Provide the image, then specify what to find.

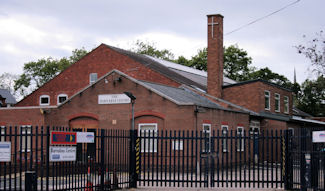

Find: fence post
129;129;138;188
284;129;292;190
25;171;37;191
100;129;105;190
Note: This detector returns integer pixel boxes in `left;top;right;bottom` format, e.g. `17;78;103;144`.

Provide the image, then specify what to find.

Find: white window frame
202;124;211;152
284;96;289;114
20;125;32;152
249;120;260;136
275;93;280;112
264;91;270;110
0;126;5;142
221;125;228;152
138;123;158;153
237;126;244;152
89;73;98;84
40;95;50;106
57;94;68;105
288;127;294;136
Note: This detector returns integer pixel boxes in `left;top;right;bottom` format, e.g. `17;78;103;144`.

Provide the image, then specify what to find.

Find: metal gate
137;129;284;188
0;126;131;190
287;128;325;191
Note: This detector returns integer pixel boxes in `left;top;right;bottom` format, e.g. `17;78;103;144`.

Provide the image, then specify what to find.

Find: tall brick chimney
207;14;224;98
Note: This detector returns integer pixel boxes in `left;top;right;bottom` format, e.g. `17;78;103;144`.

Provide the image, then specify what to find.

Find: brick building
1;13;324;148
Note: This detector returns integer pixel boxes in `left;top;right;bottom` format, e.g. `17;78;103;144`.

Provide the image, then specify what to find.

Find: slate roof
105;44;207;91
146;55;237;88
292;107;313;118
141;81;225;110
0;89;17;104
105;44;236;92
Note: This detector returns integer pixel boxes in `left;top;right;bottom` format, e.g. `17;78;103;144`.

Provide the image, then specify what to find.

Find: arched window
40;95;50;105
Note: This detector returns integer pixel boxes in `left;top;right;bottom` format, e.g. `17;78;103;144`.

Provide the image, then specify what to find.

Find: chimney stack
207;14;224;98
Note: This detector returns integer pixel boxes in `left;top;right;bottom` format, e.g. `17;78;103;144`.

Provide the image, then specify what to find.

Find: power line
225;0;301;36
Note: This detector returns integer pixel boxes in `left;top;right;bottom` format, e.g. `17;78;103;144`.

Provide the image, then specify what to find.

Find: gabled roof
104;44;208;91
145;55;237;88
0;89;17;104
222;79;292;92
141;81;224;110
60;69;245;113
292;107;313;118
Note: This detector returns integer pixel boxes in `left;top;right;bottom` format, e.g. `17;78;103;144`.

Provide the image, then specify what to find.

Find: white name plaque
313;131;325;143
49;146;76;162
0;142;11;162
98;94;131;104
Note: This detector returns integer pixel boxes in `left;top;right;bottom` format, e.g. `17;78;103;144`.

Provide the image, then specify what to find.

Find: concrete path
123;187;284;191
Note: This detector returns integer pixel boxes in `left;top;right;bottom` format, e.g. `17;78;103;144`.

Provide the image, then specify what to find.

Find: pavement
123;187;284;191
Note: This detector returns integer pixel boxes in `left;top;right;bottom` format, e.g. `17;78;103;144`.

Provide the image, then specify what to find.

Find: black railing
137;129;284;188
0;126;130;190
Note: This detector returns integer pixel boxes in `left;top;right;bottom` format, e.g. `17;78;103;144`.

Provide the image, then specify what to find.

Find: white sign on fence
49;146;76;162
312;131;325;143
98;94;131;104
77;132;95;143
0;142;11;162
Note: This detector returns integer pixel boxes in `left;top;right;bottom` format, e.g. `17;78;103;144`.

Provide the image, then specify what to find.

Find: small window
202;124;211;152
57;94;68;105
0;126;5;141
40;95;50;105
264;91;270;110
89;73;98;84
275;93;280;112
221;125;228;152
21;126;31;152
139;123;157;153
284;96;289;114
237;126;244;152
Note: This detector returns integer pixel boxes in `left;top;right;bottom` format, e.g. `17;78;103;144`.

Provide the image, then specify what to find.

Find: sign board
51;131;77;145
49;146;76;162
77;132;95;143
98;94;131;104
0;142;11;162
312;131;325;143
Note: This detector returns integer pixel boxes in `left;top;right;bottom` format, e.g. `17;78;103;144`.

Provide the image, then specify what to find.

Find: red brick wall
16;44;180;107
207;14;223;98
223;81;293;115
44;71;249;133
0;108;44;126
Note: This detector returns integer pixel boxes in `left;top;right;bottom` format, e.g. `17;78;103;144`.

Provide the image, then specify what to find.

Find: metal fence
0;126;130;190
137;129;284;188
287;128;325;191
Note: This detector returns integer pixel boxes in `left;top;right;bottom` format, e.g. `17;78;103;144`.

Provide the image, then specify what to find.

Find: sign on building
98;94;131;104
77;132;95;143
0;142;11;162
312;131;325;143
49;146;76;162
51;131;77;145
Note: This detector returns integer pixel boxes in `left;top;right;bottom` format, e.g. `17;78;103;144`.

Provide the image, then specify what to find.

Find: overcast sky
0;0;324;84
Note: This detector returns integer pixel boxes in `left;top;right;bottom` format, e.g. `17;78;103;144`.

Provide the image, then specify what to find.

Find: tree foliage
296;30;325;76
132;40;175;61
248;67;292;89
14;48;88;96
296;76;325;117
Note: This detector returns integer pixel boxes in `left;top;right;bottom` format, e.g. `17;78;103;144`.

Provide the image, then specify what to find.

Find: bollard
25;171;37;191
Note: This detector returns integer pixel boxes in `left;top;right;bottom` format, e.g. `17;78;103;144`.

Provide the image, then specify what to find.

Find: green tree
132;40;175;61
296;30;325;76
296;76;325;116
224;45;254;81
14;48;88;96
187;48;207;71
248;67;293;89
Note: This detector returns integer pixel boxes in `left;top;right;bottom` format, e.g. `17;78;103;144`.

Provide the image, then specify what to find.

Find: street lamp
124;92;136;130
